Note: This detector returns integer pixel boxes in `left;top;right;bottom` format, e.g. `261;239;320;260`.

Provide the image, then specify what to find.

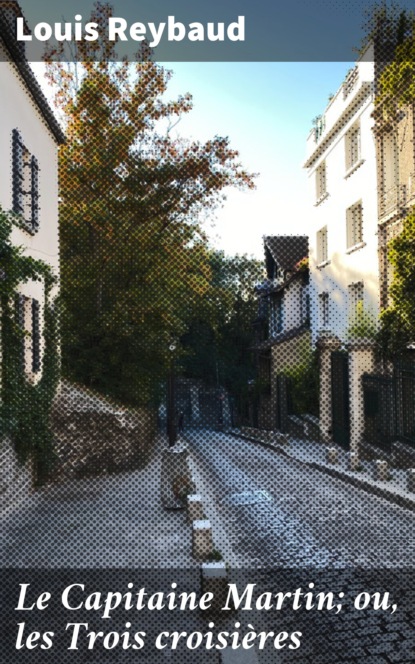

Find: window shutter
346;209;352;248
15;293;25;371
322;227;327;262
30;156;40;231
12;129;24;215
356;128;361;162
32;298;40;373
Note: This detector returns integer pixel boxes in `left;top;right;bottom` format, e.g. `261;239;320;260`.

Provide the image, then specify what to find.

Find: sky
21;0;414;258
130;61;354;258
35;60;352;258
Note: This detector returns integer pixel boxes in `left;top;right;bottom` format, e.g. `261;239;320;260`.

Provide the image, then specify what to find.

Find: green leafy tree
346;301;377;341
45;4;255;406
0;209;59;483
181;250;264;415
378;207;415;357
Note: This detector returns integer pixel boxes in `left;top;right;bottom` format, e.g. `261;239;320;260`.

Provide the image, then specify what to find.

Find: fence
363;359;415;451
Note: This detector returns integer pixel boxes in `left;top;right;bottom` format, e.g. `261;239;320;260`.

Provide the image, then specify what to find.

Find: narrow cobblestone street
1;429;415;662
187;429;415;568
187;429;415;663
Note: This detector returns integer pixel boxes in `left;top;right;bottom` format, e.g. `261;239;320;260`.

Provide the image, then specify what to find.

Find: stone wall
50;381;157;481
0;436;32;513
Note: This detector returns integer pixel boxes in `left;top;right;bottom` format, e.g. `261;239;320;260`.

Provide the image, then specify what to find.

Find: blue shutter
30;156;39;231
12;129;24;215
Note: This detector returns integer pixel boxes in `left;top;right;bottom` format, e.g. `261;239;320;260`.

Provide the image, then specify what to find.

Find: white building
304;46;378;345
0;1;64;382
0;1;64;497
304;45;379;452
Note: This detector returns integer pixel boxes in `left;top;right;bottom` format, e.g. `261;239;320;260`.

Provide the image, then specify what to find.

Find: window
316;226;328;264
382;132;398;192
12;129;39;233
32;299;40;373
346;202;363;248
348;282;364;323
269;297;284;337
316;162;327;201
15;294;41;375
319;292;329;328
15;294;26;371
345;124;361;171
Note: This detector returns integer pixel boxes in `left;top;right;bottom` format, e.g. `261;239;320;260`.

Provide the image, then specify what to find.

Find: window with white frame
12;129;40;233
348;281;364;323
319;292;329;328
316;161;327;201
346;202;363;248
382;132;398;193
345;123;361;171
316;226;328;264
15;294;41;375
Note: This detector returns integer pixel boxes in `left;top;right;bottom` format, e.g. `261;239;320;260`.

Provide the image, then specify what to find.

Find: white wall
0;54;60;382
0;57;60;279
283;279;306;332
305;60;378;345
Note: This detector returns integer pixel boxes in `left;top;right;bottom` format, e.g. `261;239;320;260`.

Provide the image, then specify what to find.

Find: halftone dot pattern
1;4;415;664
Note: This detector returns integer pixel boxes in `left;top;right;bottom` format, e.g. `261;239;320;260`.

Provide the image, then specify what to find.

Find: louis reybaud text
16;15;245;47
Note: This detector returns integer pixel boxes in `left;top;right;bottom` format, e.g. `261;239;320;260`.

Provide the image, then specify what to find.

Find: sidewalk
0;434;198;567
230;428;415;512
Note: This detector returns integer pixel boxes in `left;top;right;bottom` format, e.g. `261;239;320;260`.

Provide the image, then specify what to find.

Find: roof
264;236;308;273
0;2;65;145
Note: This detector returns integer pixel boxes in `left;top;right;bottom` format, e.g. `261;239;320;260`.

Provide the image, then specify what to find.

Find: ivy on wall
0;208;60;485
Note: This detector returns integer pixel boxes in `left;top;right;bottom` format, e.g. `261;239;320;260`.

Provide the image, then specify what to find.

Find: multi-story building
304;45;379;454
364;70;415;462
0;1;64;495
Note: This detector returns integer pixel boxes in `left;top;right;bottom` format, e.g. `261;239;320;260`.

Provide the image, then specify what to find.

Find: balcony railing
379;184;407;218
343;66;358;100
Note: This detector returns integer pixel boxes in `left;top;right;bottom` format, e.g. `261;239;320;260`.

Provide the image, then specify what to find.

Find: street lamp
167;342;177;447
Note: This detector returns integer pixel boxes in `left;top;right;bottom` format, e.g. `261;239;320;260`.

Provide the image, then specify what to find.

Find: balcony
304;46;375;167
379;184;407;219
342;66;358;100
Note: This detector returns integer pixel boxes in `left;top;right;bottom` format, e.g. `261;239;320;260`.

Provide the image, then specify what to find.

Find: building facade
362;89;415;461
304;46;379;454
252;235;310;432
0;1;64;496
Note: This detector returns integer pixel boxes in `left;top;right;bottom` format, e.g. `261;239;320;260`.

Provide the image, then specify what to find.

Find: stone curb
229;432;415;513
308;461;415;513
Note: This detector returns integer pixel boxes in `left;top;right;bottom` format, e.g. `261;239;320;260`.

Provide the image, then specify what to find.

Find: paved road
187;429;415;663
187;429;415;568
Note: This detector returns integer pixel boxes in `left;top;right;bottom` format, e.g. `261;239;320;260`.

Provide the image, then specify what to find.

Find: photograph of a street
1;0;415;662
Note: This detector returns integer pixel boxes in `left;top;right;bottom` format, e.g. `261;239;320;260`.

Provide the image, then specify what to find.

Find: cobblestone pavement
186;429;415;663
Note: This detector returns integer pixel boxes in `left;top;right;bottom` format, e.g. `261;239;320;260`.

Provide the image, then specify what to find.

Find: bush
284;351;319;417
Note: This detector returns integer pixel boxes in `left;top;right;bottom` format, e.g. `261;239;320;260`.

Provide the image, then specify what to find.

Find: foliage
284;350;319;417
370;5;414;119
180;251;264;413
357;3;411;59
44;3;255;407
378;207;415;357
346;301;377;341
0;208;59;484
